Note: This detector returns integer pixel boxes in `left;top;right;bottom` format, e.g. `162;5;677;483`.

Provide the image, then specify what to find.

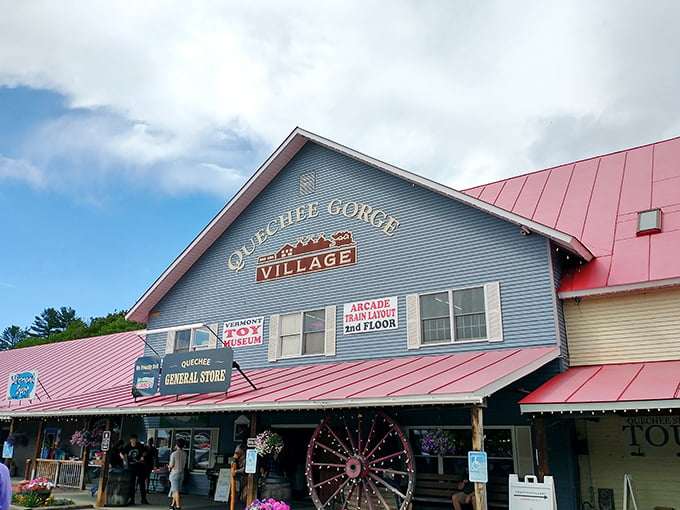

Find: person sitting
451;478;475;510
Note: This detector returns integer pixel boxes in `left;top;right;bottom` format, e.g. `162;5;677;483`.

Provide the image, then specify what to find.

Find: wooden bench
413;473;509;509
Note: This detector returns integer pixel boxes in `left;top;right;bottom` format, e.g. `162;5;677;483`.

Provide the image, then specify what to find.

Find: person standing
143;438;159;493
120;434;150;505
0;462;12;510
168;439;187;510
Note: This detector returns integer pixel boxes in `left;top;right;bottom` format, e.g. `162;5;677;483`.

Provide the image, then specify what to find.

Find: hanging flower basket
253;430;284;457
420;429;456;456
70;429;100;448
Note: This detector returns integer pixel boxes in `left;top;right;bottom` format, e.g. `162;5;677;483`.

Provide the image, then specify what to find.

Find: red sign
256;231;357;282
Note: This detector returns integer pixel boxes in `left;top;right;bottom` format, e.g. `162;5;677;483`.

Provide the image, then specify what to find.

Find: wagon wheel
306;410;415;510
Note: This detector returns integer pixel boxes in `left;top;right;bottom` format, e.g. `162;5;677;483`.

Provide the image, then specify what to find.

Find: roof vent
636;208;662;236
299;171;316;196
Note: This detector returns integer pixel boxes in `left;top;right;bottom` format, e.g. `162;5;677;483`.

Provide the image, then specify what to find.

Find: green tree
0;325;28;350
30;307;78;338
11;309;145;349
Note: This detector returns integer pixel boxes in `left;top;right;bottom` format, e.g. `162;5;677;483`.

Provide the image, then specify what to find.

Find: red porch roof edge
519;359;680;414
3;346;559;418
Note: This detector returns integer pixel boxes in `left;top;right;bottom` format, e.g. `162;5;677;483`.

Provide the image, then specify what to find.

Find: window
407;283;502;348
406;425;532;478
149;427;218;471
165;324;218;354
269;305;336;361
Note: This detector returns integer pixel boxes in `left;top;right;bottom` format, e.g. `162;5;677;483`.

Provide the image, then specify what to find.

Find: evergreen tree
0;325;28;350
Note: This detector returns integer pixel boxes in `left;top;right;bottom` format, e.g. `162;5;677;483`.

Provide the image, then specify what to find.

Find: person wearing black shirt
120;434;150;505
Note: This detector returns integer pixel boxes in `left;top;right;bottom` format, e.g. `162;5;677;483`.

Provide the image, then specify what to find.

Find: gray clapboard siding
147;143;561;368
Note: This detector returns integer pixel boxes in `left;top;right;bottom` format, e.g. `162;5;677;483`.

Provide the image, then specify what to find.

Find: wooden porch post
29;420;45;479
4;419;15;466
95;418;111;508
471;405;487;510
534;416;550;482
246;413;258;505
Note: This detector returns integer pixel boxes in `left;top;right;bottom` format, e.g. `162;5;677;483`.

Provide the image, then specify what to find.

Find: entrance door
272;426;315;501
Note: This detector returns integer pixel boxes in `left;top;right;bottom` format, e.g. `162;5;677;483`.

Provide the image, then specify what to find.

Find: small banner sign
343;297;398;334
160;347;234;396
132;356;161;397
6;370;38;400
223;317;264;348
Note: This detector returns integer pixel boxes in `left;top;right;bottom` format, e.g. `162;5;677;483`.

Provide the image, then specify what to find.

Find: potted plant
245;498;290;510
22;477;55;498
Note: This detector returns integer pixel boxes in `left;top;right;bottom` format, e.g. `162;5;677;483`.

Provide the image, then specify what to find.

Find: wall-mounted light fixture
520;225;532;236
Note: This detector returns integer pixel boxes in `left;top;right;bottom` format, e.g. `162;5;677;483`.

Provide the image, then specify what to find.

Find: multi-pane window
174;326;212;352
269;306;336;361
420;287;487;344
407;282;502;348
407;426;528;479
150;427;217;470
280;309;326;357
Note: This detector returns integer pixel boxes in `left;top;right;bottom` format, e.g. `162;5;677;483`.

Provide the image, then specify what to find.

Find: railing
33;459;85;489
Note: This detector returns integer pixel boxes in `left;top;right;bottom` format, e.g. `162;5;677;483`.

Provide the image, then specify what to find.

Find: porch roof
4;346;559;417
519;359;680;414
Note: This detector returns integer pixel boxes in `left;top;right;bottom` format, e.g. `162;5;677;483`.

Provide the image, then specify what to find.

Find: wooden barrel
105;469;131;506
260;476;292;501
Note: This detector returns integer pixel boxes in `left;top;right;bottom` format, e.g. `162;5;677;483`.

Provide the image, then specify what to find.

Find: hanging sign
160;347;234;396
6;370;38;400
101;431;111;452
132;356;161;397
343;297;398;334
509;474;557;510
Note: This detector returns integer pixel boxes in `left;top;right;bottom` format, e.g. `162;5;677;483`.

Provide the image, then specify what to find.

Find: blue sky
2;0;680;331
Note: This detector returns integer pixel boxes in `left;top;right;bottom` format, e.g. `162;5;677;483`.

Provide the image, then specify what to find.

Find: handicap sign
245;448;258;474
468;451;488;483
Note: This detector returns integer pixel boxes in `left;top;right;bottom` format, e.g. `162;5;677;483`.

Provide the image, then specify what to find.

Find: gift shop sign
160;347;234;396
343;297;398;334
6;371;38;400
223;317;264;348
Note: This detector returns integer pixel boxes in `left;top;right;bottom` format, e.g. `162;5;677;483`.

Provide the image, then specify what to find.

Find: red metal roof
519;360;680;413
0;331;144;415
2;346;559;417
464;137;680;295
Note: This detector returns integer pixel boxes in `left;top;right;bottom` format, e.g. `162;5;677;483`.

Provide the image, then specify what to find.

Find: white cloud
0;155;45;188
0;0;679;196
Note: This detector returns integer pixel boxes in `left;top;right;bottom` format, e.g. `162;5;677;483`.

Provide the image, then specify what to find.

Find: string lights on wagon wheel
305;410;415;510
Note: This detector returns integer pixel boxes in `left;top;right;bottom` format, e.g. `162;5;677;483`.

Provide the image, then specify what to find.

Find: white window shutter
485;282;503;342
324;305;336;356
268;315;280;362
208;323;219;349
165;332;175;355
406;294;421;349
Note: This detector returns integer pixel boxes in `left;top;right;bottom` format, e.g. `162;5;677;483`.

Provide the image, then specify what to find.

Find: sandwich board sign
509;474;557;510
213;468;231;502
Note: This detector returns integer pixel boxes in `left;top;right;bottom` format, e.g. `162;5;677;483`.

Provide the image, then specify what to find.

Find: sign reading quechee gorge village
226;199;401;282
